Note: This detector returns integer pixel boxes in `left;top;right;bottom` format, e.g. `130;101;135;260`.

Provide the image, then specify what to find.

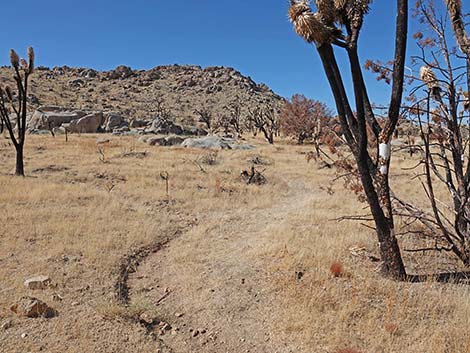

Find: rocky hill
0;64;284;126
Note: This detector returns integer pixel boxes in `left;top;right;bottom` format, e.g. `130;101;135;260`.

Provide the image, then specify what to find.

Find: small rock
96;138;110;144
52;293;63;302
21;333;28;339
1;320;12;330
175;312;184;318
71;301;80;306
11;296;57;318
139;312;156;325
24;275;51;290
192;329;200;337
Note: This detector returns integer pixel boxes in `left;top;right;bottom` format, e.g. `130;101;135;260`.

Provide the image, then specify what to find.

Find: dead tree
247;106;279;144
392;0;470;266
194;105;213;131
280;94;333;148
226;98;244;136
289;0;408;279
0;48;35;176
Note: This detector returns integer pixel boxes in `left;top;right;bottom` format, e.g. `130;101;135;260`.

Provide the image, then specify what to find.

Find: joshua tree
225;97;244;136
0;48;35;176
288;0;409;279
247;105;279;144
194;104;213;131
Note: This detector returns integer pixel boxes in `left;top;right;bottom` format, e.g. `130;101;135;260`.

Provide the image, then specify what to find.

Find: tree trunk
376;223;407;279
15;144;24;176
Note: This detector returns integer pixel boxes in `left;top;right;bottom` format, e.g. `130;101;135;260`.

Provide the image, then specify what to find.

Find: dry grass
0;134;470;352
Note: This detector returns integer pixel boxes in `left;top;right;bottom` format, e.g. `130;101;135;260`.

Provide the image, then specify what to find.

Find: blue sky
1;1;425;109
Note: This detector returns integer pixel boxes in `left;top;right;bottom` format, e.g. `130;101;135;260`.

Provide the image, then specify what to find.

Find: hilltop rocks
106;65;133;80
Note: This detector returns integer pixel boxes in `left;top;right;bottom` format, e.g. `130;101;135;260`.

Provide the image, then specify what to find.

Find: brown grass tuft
385;322;399;335
330;261;344;277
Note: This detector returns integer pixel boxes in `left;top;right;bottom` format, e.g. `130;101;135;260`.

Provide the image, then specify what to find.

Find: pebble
1;320;12;330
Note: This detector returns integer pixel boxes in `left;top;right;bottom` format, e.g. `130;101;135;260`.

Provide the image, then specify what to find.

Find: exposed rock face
10;297;56;318
147;117;184;135
182;136;254;150
103;112;124;132
67;112;104;133
27;107;87;131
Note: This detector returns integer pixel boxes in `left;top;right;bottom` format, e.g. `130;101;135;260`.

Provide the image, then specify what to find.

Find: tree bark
15;144;24;176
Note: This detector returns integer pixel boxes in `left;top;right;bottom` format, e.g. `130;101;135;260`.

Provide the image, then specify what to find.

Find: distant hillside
0;64;284;124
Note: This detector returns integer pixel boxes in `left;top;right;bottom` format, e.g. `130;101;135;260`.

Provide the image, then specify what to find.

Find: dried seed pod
420;66;441;98
463;91;469;111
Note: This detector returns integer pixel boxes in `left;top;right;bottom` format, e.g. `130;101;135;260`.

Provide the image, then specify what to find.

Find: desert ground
1;134;470;353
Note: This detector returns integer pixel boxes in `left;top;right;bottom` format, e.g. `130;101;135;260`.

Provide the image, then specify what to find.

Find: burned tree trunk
289;0;408;279
0;48;34;177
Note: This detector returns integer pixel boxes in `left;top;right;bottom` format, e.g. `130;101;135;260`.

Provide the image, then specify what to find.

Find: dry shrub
330;261;344;277
385;323;399;335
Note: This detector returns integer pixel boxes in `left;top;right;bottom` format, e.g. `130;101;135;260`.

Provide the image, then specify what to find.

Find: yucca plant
288;0;408;279
0;47;35;176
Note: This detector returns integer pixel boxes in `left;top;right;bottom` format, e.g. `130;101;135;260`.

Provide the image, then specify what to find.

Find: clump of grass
330;261;344;277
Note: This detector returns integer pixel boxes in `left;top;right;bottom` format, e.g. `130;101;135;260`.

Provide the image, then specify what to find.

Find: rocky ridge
0;64;284;126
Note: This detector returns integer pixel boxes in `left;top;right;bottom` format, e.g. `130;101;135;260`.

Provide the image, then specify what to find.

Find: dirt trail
128;179;315;353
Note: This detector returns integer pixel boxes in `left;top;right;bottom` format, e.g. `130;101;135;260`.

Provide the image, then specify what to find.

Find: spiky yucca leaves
315;0;336;24
27;47;35;73
10;50;19;69
335;0;372;32
420;66;441;98
289;0;340;45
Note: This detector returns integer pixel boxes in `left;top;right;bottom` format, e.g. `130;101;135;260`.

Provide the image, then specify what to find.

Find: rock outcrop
182;136;254;150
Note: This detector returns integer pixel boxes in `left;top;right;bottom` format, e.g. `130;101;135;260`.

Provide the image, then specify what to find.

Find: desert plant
0;47;35;176
247;105;279;144
281;94;333;147
288;0;408;279
194;104;213;131
386;0;470;267
224;97;244;136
